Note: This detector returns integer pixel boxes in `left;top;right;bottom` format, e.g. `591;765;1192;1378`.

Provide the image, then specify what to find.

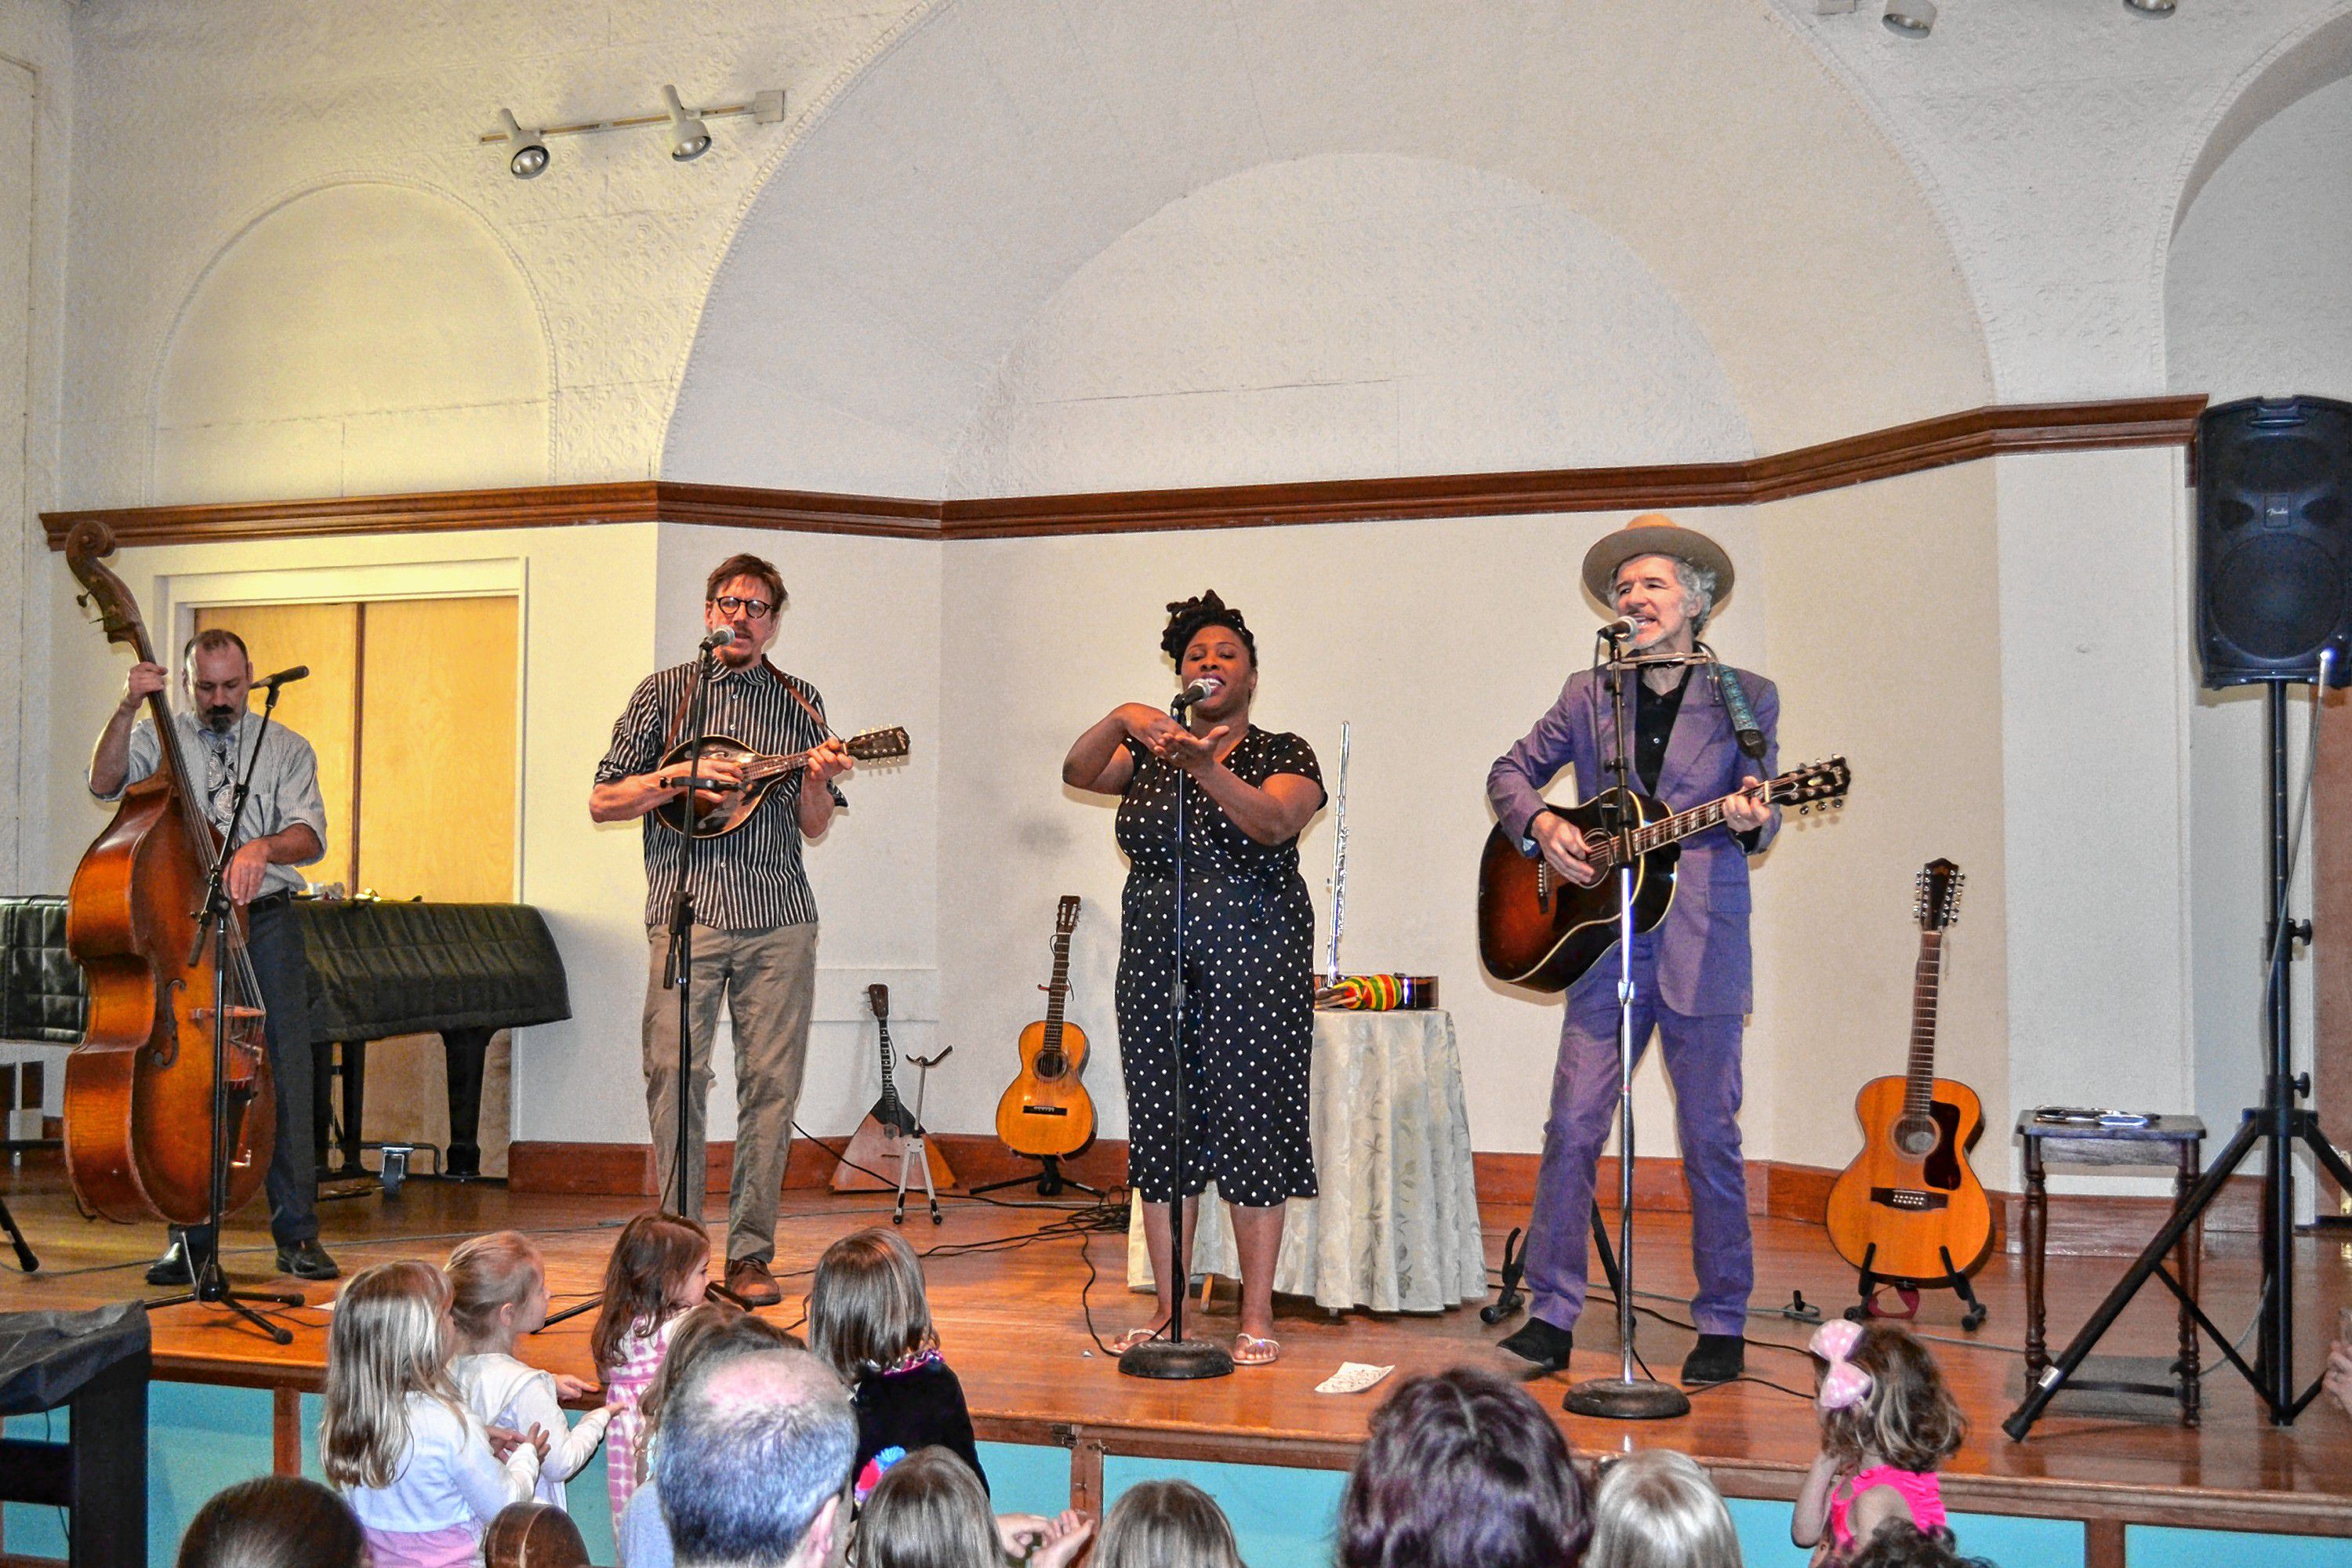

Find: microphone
1596;616;1639;643
1174;676;1222;711
258;666;309;690
699;627;736;652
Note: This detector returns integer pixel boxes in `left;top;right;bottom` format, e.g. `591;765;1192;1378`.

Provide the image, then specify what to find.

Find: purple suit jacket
1486;664;1779;1016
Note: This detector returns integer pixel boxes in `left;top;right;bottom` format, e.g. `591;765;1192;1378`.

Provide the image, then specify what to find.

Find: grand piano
0;895;570;1182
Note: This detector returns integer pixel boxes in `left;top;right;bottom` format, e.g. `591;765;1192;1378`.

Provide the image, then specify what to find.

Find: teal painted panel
149;1381;275;1567
1726;1495;1809;1567
1948;1511;2082;1568
1102;1455;1345;1568
978;1441;1073;1519
569;1443;616;1566
3;1406;72;1559
2131;1526;2352;1568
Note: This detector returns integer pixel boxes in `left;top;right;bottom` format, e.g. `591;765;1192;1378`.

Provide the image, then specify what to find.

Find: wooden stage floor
3;1153;2349;1555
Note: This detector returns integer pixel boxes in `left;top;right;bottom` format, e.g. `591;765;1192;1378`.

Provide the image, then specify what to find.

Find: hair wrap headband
1809;1319;1875;1411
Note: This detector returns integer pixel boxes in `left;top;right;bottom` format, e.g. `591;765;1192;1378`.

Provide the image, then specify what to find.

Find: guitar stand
1482;1210;1622;1324
1843;1242;1987;1333
893;1048;949;1227
968;1154;1103;1202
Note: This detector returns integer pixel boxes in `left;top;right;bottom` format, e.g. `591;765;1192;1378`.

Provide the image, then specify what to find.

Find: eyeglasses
712;595;775;619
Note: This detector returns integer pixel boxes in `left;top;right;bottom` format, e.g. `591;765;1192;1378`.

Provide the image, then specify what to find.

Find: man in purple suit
1486;514;1779;1387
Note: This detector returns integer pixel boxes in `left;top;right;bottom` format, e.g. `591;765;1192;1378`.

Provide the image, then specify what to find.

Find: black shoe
1497;1317;1576;1374
145;1238;195;1287
1682;1333;1745;1386
275;1240;340;1281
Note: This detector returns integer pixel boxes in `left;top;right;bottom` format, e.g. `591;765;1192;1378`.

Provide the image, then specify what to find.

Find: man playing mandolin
1486;514;1777;1388
591;554;855;1307
89;628;338;1284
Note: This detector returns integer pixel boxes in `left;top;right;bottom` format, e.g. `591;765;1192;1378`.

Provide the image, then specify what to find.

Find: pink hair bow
1809;1319;1874;1411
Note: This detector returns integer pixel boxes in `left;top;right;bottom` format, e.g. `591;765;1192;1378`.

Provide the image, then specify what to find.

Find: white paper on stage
1127;1008;1487;1313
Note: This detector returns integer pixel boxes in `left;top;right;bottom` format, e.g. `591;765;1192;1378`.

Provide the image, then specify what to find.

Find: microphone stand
1564;629;1689;1420
151;688;304;1342
1121;686;1235;1380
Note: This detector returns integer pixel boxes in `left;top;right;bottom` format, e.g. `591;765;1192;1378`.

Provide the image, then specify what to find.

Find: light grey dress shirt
90;708;328;899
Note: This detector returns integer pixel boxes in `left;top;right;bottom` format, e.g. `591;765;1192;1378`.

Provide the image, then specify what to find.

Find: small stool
2016;1112;2205;1425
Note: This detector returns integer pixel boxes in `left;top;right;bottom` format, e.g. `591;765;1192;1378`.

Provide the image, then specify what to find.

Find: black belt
248;891;295;913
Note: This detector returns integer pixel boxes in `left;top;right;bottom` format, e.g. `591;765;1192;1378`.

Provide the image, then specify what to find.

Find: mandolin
1475;756;1850;993
995;895;1095;1159
652;725;909;837
61;521;275;1225
1823;858;1994;1284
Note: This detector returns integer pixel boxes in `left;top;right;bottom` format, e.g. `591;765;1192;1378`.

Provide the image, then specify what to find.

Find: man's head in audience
655;1346;857;1568
1339;1367;1594;1568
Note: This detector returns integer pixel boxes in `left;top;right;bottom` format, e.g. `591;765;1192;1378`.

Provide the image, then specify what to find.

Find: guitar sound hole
1893;1114;1940;1159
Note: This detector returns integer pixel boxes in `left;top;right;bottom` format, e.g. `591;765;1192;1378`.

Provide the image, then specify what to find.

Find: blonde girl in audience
1092;1479;1247;1568
811;1229;986;1490
854;1446;1093;1568
1588;1450;1742;1568
445;1231;615;1512
590;1212;711;1523
1793;1320;1965;1565
322;1261;542;1568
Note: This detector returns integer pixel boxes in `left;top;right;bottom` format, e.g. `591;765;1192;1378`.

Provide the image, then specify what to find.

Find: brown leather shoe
724;1257;783;1307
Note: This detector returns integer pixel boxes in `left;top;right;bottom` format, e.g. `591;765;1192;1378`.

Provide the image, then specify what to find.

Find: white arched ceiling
949;155;1753;496
665;0;1991;496
153;181;551;505
2167;71;2352;402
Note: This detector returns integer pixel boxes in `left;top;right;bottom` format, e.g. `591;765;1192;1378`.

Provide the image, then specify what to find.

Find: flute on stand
1323;720;1350;989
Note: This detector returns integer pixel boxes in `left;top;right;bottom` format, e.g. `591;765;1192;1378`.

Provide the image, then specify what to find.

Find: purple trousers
1523;932;1754;1337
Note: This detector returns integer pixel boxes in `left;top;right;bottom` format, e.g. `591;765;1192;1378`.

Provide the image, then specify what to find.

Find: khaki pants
643;921;818;1265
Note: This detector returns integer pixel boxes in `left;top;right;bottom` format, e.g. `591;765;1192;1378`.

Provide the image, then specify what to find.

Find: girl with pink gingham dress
590;1214;710;1525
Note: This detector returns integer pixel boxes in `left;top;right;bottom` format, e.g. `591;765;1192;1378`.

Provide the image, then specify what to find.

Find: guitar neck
739;748;817;782
1042;935;1072;1044
876;1019;897;1092
1589;787;1751;869
1904;930;1944;1110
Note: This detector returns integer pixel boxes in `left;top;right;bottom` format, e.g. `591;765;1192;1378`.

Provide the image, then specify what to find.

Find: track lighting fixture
481;88;784;177
662;85;712;162
498;109;549;180
2124;0;2176;13
1882;0;1935;37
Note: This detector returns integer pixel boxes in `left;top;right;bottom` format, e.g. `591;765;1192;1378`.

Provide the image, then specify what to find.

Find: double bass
61;521;275;1225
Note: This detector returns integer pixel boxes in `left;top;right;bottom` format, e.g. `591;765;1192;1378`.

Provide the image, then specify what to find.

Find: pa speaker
2196;394;2352;688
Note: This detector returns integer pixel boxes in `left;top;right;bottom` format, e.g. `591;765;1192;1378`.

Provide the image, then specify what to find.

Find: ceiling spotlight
1882;0;1935;36
497;109;549;180
2124;0;2176;13
662;85;711;162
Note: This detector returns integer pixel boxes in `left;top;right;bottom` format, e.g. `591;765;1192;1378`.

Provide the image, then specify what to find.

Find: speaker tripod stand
2007;682;2352;1436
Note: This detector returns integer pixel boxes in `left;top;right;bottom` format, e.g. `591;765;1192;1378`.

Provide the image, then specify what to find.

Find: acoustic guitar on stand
1823;858;1993;1327
996;896;1096;1161
833;982;954;1195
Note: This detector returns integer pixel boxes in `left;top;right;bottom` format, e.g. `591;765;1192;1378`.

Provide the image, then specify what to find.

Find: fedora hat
1581;514;1736;607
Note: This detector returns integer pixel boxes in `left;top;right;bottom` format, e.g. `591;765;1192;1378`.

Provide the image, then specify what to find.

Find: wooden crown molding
42;395;2205;551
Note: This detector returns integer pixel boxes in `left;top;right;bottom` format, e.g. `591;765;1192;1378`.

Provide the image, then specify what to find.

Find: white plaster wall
52;0;935;508
151;183;553;503
667;0;1990;495
950;156;1752;496
1771;0;2352;400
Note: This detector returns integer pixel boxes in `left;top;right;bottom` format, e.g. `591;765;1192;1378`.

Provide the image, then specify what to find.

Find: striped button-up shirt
596;658;844;931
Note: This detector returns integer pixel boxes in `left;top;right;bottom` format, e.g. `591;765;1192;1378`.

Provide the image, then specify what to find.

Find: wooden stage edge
5;1156;2346;1560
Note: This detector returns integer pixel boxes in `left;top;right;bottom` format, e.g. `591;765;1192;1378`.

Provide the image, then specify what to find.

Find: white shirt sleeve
508;1367;612;1483
450;1406;542;1522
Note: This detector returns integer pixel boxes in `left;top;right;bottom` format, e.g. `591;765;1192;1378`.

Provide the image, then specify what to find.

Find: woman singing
1063;592;1326;1366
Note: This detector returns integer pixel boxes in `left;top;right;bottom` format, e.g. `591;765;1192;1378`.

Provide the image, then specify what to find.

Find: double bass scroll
61;520;275;1226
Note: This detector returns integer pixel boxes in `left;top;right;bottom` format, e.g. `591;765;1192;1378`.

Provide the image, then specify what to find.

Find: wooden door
192;604;360;893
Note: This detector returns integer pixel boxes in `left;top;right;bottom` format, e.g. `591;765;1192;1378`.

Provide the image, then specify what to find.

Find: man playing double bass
88;628;337;1284
1486;514;1777;1388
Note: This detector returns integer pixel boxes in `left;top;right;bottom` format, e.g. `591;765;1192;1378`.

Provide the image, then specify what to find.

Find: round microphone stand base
1563;1377;1691;1421
1119;1338;1236;1381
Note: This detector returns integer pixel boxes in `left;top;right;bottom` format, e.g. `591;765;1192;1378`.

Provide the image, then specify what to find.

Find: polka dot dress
1113;726;1323;1208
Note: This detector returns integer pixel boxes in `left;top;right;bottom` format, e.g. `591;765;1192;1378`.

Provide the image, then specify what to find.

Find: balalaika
1475;756;1850;993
